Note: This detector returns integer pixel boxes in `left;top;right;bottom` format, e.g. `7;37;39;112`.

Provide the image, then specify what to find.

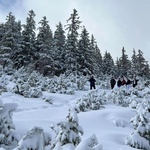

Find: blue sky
0;0;150;63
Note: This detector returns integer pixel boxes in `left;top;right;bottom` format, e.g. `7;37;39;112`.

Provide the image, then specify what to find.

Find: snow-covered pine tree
53;22;66;75
93;43;103;75
117;47;131;76
125;102;150;149
89;34;103;75
136;49;150;78
35;16;54;76
14;126;51;150
21;10;37;66
0;12;20;73
11;20;24;70
65;9;82;74
0;99;19;149
77;26;94;75
102;51;115;75
0;23;5;42
131;49;138;76
51;106;83;149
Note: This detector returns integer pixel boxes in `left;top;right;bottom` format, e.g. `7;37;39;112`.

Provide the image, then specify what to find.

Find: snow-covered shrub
14;126;51;150
130;103;148;128
76;90;105;112
75;134;103;150
10;67;29;82
76;75;88;90
128;95;139;109
0;99;19;149
11;70;43;98
42;73;89;95
142;86;150;96
41;74;75;95
125;131;150;150
109;87;126;106
51;107;84;149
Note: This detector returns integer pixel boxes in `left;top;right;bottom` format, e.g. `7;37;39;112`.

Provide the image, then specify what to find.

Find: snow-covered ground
1;88;138;150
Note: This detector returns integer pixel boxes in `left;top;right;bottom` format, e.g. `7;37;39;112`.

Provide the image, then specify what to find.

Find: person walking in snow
122;76;126;86
117;77;122;87
110;76;116;89
89;76;96;90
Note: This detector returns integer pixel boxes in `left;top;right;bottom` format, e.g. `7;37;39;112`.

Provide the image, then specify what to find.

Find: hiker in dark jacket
110;77;116;89
117;78;122;87
89;76;96;90
126;78;132;88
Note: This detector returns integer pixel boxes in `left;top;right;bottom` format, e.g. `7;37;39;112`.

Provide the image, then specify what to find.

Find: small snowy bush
125;131;150;150
75;134;103;150
0;99;19;149
14;126;51;150
11;70;43;98
51;107;84;149
126;102;150;149
76;90;105;112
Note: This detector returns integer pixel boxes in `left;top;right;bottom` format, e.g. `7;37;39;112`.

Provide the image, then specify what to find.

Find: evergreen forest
0;9;150;79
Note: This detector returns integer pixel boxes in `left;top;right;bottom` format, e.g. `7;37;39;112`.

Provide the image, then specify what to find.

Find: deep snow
1;88;138;150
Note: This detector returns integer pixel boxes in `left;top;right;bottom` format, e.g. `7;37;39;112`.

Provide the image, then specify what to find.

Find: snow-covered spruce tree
51;106;84;149
0;23;5;42
65;9;82;74
131;49;139;76
136;49;150;78
102;51;115;75
14;126;51;150
93;42;103;75
77;26;94;75
117;47;131;76
0;99;19;149
76;90;105;112
35;16;54;76
53;22;66;75
125;102;150;149
0;12;20;73
21;10;37;66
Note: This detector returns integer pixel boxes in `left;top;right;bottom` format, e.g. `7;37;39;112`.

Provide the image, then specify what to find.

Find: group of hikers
110;76;139;89
88;75;139;90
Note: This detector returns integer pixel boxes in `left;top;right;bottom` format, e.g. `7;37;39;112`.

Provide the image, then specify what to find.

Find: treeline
0;9;150;78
